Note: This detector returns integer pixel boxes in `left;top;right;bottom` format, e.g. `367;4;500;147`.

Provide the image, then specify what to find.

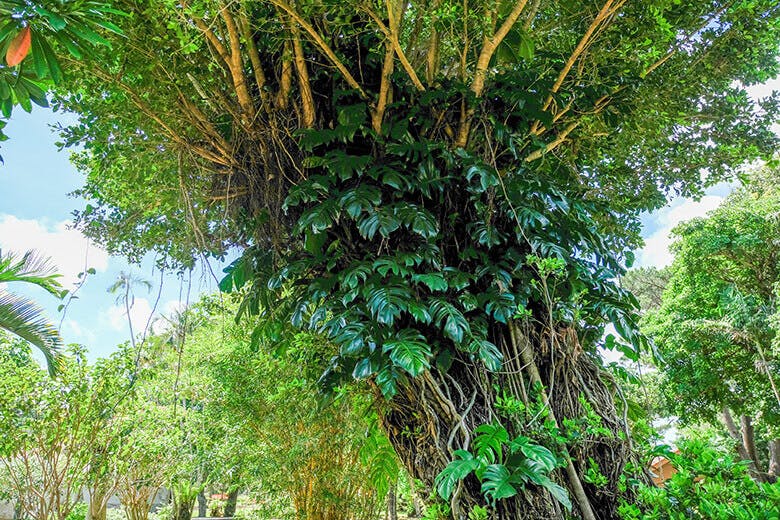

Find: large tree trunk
380;323;633;520
722;408;767;482
223;490;238;518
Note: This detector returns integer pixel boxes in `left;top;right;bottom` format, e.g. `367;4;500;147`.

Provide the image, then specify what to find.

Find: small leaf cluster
619;439;780;520
0;0;123;141
434;422;571;511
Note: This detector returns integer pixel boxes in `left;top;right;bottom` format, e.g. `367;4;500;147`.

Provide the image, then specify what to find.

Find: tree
53;1;780;518
0;249;64;374
621;268;671;315
645;166;780;482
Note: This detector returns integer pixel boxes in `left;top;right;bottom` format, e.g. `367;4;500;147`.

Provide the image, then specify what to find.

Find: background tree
49;1;780;517
0;340;118;520
645;166;780;482
168;295;397;520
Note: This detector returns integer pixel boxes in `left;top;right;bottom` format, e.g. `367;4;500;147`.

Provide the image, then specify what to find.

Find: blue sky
0;77;777;361
0;108;228;359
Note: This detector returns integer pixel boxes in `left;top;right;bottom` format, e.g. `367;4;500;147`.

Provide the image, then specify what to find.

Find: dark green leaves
435;450;480;500
435;422;570;510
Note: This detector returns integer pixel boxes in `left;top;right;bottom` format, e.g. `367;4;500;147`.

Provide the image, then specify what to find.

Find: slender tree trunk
87;487;110;520
172;488;196;520
409;477;422;518
223;490;238;518
196;491;207;518
386;483;397;520
740;415;763;474
768;439;780;482
380;324;634;520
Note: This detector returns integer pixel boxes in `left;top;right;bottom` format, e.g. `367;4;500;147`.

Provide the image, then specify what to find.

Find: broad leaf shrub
619;440;780;520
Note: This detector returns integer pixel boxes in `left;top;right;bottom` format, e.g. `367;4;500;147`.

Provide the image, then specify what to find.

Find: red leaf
6;27;32;67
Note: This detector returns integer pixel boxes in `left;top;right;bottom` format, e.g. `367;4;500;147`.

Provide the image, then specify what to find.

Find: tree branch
455;0;531;146
289;21;316;128
267;0;366;97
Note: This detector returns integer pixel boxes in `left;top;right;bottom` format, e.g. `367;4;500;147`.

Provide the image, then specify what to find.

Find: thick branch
371;42;396;133
543;0;624;111
220;4;257;121
363;5;425;92
237;9;268;98
268;0;366;97
275;40;294;109
524;121;580;162
454;0;530;147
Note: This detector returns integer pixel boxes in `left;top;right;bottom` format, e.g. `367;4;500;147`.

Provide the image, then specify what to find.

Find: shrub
620;439;780;519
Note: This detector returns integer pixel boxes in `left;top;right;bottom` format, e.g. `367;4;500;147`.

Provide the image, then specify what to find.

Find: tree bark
380;324;634;520
172;488;196;520
196;491;207;518
740;415;763;475
768;438;780;482
387;482;397;520
223;489;239;518
409;477;423;518
722;408;766;482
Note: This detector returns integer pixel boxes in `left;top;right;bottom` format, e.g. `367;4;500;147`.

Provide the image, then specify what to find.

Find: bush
620;439;780;520
66;503;88;520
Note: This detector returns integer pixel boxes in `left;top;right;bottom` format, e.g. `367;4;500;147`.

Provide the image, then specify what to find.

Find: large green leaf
383;328;431;376
480;464;519;503
435;450;480;500
472;423;509;464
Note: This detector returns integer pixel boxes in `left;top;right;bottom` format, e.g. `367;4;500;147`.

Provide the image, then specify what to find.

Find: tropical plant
0;0;121;144
0;249;64;373
48;0;780;517
193;295;395;520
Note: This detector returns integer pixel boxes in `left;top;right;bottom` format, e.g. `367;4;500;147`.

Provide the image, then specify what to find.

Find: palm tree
0;249;64;374
107;271;152;349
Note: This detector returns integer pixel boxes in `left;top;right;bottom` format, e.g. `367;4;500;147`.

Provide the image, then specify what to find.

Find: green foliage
0;0;122;143
645;166;780;429
434;422;570;511
620;440;780;520
26;0;780;515
65;503;87;520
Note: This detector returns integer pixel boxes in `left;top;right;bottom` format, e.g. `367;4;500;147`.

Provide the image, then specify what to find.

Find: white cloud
61;318;97;345
0;215;109;286
635;195;725;268
745;77;780;102
105;296;155;335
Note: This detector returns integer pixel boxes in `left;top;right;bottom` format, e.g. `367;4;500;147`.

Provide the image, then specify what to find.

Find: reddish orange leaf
6;27;32;67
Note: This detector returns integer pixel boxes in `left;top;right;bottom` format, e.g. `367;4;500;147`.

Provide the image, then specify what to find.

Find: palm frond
0;290;63;375
0;249;64;297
